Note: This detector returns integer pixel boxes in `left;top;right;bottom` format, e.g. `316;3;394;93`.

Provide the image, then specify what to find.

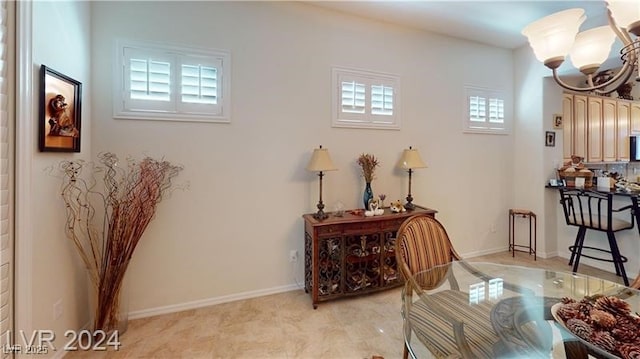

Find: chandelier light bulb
522;8;586;69
606;0;640;36
569;26;616;75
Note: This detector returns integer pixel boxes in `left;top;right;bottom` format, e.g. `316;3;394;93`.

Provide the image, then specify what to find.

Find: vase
363;182;374;209
89;273;129;335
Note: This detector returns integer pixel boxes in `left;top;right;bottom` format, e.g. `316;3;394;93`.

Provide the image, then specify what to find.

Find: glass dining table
402;262;640;359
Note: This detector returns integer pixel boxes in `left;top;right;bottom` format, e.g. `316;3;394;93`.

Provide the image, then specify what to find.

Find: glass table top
402;261;640;359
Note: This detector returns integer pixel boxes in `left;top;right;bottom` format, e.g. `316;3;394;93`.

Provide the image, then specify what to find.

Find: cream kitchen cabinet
563;93;633;163
617;101;631;161
562;93;587;162
587;96;603;162
632;101;640;135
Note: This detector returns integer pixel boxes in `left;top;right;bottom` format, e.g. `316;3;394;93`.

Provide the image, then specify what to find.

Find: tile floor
65;251;627;359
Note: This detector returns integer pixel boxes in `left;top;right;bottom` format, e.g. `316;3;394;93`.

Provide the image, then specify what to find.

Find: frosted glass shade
306;147;337;172
607;0;640;34
398;148;427;170
522;8;586;67
569;26;616;74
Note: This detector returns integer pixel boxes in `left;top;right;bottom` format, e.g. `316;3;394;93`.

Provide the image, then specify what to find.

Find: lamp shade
522;8;585;67
397;147;427;170
306;146;337;172
607;0;640;34
569;26;616;74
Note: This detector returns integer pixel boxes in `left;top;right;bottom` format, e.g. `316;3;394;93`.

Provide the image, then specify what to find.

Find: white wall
89;1;516;314
31;1;92;354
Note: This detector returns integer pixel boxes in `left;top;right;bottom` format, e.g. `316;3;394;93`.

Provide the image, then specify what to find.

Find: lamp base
314;201;328;220
313;211;328;220
405;193;415;211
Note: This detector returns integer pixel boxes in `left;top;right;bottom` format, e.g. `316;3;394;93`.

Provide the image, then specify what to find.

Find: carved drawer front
380;217;407;230
317;225;343;236
343;221;381;234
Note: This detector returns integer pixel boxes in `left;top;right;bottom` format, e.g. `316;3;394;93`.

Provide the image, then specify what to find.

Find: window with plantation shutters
464;86;507;134
332;67;400;130
114;40;230;123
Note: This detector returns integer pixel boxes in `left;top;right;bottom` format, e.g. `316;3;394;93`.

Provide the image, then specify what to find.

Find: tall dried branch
59;153;183;332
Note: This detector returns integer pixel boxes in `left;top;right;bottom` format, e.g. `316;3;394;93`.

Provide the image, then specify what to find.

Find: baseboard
464;247;556;260
462;246;508;258
128;283;300;320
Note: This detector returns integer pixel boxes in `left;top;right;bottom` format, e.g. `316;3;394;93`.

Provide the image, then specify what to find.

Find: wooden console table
302;205;437;308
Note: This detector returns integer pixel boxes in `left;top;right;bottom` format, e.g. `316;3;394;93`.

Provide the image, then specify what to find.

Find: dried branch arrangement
59;152;183;332
357;153;380;183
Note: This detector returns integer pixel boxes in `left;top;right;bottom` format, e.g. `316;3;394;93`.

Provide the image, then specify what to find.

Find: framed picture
545;131;556;147
553;114;563;129
39;65;82;152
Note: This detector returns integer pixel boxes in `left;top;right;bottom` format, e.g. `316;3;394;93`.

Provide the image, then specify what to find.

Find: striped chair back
395;214;461;290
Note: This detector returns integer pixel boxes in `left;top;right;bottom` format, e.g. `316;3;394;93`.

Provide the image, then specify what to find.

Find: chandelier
521;0;639;94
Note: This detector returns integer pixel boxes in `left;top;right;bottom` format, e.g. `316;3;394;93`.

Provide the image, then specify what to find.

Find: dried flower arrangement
59;152;182;332
556;295;640;358
357;153;380;183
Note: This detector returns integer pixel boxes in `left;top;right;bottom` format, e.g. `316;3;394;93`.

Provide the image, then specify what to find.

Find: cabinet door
574;95;588;159
618;101;631;161
587;96;603;162
602;99;617;162
562;94;574;162
632;102;640;135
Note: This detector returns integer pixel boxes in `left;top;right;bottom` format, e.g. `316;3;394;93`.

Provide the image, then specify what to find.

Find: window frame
113;39;231;123
332;67;400;130
464;85;508;135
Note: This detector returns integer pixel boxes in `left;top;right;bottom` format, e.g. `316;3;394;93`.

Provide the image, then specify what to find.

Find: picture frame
39;65;82;152
545;131;556;147
553;114;563;129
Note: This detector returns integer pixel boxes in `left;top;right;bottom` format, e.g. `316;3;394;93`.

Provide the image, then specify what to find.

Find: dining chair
628;195;640;290
558;188;634;286
395;214;499;359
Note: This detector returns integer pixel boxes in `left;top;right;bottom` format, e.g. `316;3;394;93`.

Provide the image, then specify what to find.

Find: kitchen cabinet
562;94;587;162
563;93;634;163
587;96;603;162
617;101;631;161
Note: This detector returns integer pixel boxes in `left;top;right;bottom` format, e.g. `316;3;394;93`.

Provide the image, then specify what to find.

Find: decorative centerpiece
59;153;182;333
554;295;640;358
558;155;593;187
357;153;379;209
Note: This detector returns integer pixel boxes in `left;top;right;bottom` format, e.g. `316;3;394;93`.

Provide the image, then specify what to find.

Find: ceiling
307;1;611;50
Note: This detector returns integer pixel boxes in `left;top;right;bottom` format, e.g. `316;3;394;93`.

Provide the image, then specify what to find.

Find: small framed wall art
553;114;563;129
39;65;82;152
545;131;556;147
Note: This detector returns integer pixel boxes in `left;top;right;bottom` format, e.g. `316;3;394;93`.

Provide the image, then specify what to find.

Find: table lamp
397;146;427;210
306;145;337;220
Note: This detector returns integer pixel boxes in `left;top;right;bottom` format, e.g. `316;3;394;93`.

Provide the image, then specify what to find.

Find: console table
302;205;437;308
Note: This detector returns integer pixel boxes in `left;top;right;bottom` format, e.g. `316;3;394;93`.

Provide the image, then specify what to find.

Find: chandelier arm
607;10;633;47
551;63;633;94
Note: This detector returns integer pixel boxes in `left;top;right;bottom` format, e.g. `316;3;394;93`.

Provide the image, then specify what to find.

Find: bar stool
508;209;537;260
559;188;634;286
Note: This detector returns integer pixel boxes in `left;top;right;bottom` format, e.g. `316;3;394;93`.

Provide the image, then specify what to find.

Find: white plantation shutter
0;1;13;356
124;47;173;112
333;67;400;130
178;55;223;115
341;80;366;114
489;98;504;124
465;86;506;133
181;64;217;104
115;40;230;122
371;84;393;115
129;58;171;101
469;95;486;123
